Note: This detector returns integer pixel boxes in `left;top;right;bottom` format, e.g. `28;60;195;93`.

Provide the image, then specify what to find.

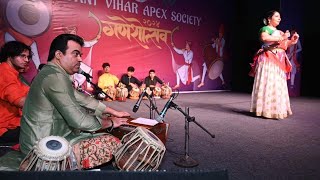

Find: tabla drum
208;58;224;80
116;87;128;102
114;127;166;171
145;87;152;96
139;87;151;100
19;136;72;171
129;87;140;100
153;87;161;98
143;87;152;99
104;87;116;101
139;87;145;94
161;85;172;99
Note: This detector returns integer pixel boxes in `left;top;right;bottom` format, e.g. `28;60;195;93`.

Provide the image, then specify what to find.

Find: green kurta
20;62;107;155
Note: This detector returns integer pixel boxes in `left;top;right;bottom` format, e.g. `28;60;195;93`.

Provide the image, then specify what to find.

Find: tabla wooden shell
129;87;140;100
161;85;172;99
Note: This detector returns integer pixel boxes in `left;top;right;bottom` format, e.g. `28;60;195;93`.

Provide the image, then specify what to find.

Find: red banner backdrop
0;0;233;91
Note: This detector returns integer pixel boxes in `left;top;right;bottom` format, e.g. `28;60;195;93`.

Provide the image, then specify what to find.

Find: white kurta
173;47;199;85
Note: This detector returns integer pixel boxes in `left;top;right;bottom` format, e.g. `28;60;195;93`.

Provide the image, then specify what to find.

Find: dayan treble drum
116;83;128;102
139;87;152;100
116;87;128;102
144;87;153;99
161;85;172;99
114;127;166;171
129;87;140;100
153;87;162;98
19;136;72;171
104;86;116;101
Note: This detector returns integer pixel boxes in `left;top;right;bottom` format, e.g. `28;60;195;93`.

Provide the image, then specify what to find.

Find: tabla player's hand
113;111;131;118
111;117;129;128
130;83;137;88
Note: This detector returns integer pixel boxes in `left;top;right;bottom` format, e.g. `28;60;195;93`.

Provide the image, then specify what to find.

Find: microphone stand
169;101;215;168
145;93;161;119
85;77;113;100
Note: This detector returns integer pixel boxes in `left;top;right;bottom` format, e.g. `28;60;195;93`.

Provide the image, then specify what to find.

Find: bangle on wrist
106;120;114;133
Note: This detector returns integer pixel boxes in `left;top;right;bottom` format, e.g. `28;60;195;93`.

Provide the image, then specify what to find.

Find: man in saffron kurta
0;41;31;144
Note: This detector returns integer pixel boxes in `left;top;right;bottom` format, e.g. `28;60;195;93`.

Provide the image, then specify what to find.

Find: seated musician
0;41;31;146
143;69;165;91
97;62;119;101
141;69;165;99
120;66;142;98
19;34;130;170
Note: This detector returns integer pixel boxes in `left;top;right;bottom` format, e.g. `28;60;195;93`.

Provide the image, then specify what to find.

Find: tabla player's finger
121;120;130;125
123;118;130;122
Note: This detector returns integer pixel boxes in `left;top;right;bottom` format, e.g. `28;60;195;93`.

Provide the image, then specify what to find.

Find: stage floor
1;91;319;180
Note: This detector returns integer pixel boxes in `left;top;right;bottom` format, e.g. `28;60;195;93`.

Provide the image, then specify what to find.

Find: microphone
133;89;146;113
78;68;92;80
156;93;175;122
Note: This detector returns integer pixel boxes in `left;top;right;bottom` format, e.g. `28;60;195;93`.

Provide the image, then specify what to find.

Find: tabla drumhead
35;136;71;161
